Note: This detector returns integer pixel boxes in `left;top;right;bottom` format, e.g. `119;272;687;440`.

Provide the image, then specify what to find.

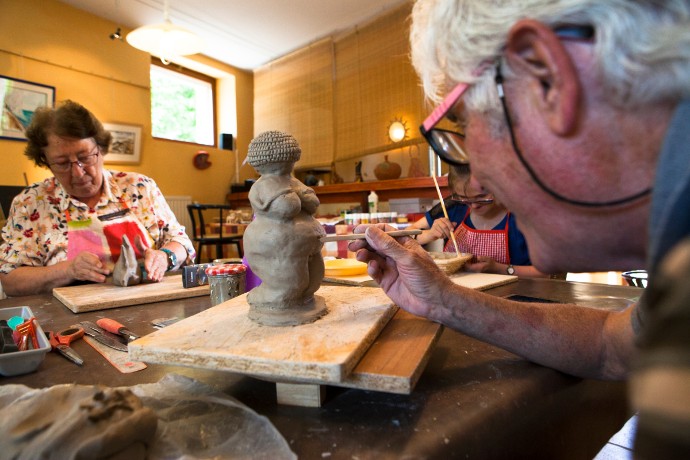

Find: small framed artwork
103;123;142;164
0;75;55;141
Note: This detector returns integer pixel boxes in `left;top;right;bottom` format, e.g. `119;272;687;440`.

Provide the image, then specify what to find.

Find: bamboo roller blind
254;2;427;169
254;38;334;169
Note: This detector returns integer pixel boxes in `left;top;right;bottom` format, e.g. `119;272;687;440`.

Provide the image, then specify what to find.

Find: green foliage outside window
151;72;197;142
149;63;214;146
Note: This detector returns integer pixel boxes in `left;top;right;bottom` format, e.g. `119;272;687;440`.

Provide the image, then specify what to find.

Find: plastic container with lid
205;264;247;306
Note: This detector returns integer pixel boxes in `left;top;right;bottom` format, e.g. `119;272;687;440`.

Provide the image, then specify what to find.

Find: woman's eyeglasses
48;148;100;173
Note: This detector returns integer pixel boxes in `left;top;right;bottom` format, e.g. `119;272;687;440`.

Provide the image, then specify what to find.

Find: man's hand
348;224;451;320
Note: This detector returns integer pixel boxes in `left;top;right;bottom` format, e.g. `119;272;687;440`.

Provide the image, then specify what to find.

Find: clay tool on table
77;322;146;373
321;229;421;242
96;318;141;343
82;334;148;374
432;174;460;255
151;317;181;329
15;317;39;351
47;326;85;366
79;321;128;352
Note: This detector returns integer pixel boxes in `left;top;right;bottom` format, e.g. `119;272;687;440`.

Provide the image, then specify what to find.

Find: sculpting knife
320;229;421;242
96;318;141;343
78;321;128;352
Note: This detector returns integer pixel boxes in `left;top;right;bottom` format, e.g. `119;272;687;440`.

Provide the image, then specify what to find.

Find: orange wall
0;0;254;204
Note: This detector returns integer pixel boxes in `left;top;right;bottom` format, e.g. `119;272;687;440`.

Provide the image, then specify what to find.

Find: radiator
165;195;193;240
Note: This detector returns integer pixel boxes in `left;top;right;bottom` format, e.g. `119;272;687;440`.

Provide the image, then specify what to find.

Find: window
150;60;216;146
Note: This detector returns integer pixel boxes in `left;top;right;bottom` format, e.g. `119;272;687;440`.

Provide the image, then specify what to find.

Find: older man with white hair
349;1;690;456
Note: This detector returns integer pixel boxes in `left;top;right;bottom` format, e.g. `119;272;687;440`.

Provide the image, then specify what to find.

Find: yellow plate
324;259;368;277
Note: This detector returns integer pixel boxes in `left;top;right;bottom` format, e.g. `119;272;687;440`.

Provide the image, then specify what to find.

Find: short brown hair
448;163;471;192
24;100;112;168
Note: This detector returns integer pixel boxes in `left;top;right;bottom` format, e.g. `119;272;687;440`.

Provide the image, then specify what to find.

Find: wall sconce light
388;118;408;143
126;0;204;64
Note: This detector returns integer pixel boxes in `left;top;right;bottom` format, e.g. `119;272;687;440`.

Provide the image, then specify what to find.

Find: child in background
410;164;550;278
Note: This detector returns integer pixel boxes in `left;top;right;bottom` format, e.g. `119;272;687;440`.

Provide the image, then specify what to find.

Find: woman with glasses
410;164;548;277
0;100;195;297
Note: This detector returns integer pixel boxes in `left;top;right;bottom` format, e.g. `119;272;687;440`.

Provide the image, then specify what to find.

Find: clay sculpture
112;234;142;286
243;131;328;326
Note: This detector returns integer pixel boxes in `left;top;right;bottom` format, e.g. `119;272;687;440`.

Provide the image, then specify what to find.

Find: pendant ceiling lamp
126;0;204;64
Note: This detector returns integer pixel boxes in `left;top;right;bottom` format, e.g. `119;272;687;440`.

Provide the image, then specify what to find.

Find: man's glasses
48;147;100;173
419;82;470;166
419;25;596;167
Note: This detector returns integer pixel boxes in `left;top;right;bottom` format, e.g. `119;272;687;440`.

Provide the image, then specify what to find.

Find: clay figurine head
246;131;301;175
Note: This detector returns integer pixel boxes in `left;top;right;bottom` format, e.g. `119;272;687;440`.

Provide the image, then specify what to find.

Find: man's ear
503;19;580;135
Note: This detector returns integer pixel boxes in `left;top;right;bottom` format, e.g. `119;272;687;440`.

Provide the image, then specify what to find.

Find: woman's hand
348;225;451;320
142;248;168;282
67;252;110;283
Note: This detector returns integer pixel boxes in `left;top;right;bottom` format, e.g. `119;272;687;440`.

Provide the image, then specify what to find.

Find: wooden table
0;279;639;459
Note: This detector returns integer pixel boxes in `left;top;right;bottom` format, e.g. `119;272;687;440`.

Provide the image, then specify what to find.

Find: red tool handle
56;326;84;346
96;318;125;335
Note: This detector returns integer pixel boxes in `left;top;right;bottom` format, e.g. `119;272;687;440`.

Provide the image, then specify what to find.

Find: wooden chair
187;203;243;263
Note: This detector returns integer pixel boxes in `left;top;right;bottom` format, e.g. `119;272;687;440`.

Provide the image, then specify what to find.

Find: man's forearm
434;284;634;379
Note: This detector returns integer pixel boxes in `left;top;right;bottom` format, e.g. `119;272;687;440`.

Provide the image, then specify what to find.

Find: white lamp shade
126;21;204;60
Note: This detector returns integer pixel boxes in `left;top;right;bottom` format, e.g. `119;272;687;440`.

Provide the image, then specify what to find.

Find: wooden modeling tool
432;174;460;255
321;229;421;242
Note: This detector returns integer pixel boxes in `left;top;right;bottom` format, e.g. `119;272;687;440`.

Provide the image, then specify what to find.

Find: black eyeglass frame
494;24;652;207
47;145;101;173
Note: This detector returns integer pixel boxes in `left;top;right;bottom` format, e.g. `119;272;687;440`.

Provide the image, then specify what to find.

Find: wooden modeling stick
321;229;421;242
432;174;460;255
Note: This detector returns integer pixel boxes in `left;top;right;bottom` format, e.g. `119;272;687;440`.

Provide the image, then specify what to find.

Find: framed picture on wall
103;123;142;164
0;75;55;141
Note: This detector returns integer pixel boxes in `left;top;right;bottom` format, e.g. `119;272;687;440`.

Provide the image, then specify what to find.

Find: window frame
150;57;218;148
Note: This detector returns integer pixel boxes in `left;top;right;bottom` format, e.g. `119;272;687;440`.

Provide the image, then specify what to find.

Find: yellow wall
0;0;253;204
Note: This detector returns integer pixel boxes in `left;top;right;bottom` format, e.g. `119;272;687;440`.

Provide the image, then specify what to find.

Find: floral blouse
0;169;195;273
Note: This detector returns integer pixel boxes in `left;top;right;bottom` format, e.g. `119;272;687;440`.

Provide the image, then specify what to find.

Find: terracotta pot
374;155;401;180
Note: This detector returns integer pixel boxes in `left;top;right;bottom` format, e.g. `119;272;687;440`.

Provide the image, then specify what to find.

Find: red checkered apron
444;208;511;264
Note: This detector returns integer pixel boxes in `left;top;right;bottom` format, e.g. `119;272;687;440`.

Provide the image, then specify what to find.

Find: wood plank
323;274;375;286
342;309;443;394
53;274;210;313
129;285;397;383
325;271;518;290
449;272;518;290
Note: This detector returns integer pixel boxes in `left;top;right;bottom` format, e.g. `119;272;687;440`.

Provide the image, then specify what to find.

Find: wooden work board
325;271;518;290
53;274;210;313
129;285;443;406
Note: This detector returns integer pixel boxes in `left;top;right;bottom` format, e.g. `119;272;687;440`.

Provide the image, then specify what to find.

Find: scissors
47;325;85;366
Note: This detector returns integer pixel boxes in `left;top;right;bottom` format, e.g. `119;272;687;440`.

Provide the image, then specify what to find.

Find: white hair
410;0;690;118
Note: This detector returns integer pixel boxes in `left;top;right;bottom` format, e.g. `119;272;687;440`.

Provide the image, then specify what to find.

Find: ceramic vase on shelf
374;155;402;181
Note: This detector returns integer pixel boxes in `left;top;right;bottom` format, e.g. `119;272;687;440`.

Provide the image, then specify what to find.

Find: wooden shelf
227;176;448;209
